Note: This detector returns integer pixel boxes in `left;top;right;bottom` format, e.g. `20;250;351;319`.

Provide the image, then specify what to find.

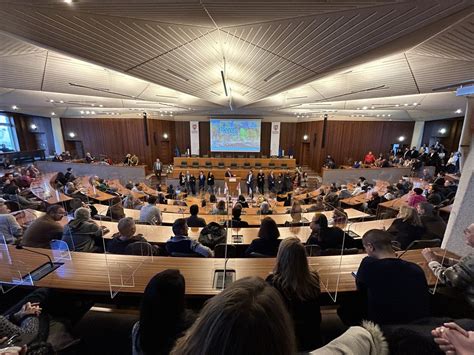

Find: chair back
321;248;359;256
248;252;273;258
125;242;155;256
305;244;321;256
214;244;237;258
405;239;441;250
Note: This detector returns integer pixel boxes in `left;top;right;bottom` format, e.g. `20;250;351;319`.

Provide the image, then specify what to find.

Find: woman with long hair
132;269;195;355
245;217;281;256
387;205;425;249
267;237;322;351
171;277;296;355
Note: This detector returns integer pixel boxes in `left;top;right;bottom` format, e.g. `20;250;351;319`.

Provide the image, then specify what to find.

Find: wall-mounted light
439;128;447;134
11;105;18;110
68;132;76;138
398;136;405;142
163;133;169;139
30;124;37;130
303;134;309;141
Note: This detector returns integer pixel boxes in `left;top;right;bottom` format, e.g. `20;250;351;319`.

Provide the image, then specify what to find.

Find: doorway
301;142;310;166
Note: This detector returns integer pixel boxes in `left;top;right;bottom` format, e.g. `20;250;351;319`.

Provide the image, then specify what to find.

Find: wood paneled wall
59;117;415;171
11;112;55;155
60;117;177;167
422;117;463;153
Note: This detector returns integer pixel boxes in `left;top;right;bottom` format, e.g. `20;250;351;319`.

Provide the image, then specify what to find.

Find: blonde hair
398;205;422;226
272;237;320;301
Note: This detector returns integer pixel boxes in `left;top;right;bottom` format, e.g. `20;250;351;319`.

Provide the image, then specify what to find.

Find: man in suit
246;169;254;197
153;158;163;181
198;170;206;193
225;168;233;178
185;170;191;193
257;169;265;194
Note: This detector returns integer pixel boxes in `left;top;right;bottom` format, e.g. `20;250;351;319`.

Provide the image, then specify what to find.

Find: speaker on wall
321;114;328;148
143;112;149;146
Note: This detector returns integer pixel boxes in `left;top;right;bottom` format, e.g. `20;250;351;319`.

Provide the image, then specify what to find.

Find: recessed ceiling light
404;103;408;106
382;114;386;117
439;128;447;134
395;104;400;107
362;106;368;110
388;114;391;117
398;136;405;142
356;107;360;110
85;111;90;114
80;110;84;114
371;106;375;109
64;0;73;3
91;111;96;114
99;104;103;107
11;105;18;110
49;99;54;103
455;109;462;114
413;102;418;106
51;112;56;116
59;100;64;104
376;114;380;117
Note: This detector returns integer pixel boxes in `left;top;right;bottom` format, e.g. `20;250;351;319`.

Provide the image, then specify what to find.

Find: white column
190;121;200;156
443;97;474;256
51;117;65;154
410;121;425;148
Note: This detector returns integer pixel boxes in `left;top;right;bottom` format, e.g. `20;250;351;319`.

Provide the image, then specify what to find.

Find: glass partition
0;235;34;294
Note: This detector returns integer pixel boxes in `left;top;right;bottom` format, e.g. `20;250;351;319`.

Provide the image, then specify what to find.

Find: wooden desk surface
346;218;395;238
0;246;454;296
78;177;115;202
378;193;410;210
29;173;72;204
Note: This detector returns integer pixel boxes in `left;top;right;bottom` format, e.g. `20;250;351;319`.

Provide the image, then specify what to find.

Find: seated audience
22;205;65;248
55;172;68;187
365;191;382;212
237;194;249;208
258;201;273;215
266;238;322;351
422;223;473;309
64;167;75;182
323;155;336;169
364;151;376;165
132;183;147;197
356;229;430;324
186;204;206;228
387;205;425;249
106;196;126;221
338;185;352;199
427;184;444;206
108;217;156;255
307;196;325;212
306;213;357;250
289;200;303;223
132;269;196;355
85;152;95;163
165;218;213;257
417;202;446;240
0;199;22;244
211;200;227;215
62;207;109;252
245;217;281;257
139;196;162;225
408;187;427;207
171;277;295;355
229;206;249;228
123;194;143;210
323;186;339;207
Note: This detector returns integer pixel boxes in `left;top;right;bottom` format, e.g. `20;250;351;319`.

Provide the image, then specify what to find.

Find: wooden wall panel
199;122;210;156
422;117;463;153
279;122;297;156
12;113;55;155
174;121;190;154
261;122;271;157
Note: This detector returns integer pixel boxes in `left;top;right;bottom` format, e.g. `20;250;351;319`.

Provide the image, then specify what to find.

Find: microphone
15;244;63;281
16;245;53;266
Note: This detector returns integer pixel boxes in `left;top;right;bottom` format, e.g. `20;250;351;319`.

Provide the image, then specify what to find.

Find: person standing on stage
257;169;265;194
246;169;255;197
198;170;206;193
207;171;215;194
268;170;275;193
225;168;233;178
153;158;162;182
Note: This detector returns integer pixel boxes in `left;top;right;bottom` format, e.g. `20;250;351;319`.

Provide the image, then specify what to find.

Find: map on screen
210;119;261;152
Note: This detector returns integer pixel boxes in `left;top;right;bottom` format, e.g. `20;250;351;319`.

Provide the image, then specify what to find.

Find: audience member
165;218;213;257
258;201;273;215
186;204;206;227
107;196;126;221
123;194;143;210
417;202;446;240
408;187;427;207
237;194;249;208
245;217;281;257
22;205;65;248
355;229;430;324
387;205;425;249
139;196;162;225
132;269;196;355
266;237;322;351
307;213;357;250
432;322;474;355
171;277;296;355
364;151;376;165
0;199;22;244
422;223;473;308
229;206;249;228
211;200;227;215
62;207;108;252
108;217;156;255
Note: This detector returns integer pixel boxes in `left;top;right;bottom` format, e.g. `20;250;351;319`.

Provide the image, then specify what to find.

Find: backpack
198;222;226;250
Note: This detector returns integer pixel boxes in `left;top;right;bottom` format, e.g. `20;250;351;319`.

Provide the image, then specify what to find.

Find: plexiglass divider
0;235;34;294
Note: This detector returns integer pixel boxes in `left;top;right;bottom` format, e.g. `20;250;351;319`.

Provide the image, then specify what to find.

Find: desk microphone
16;245;54;266
15;245;63;281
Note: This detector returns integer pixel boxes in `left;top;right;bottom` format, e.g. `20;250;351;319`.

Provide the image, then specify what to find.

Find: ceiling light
80;110;84;114
64;0;73;3
413;102;418;106
263;70;282;82
388;114;391;117
455;109;462;114
85;111;90;114
371;106;375;109
395;104;400;107
356;107;360;110
68;132;76;138
30;124;37;130
49;99;54;103
376;114;380;117
404;103;408;106
382;114;386;117
91;111;96;114
91;104;95;106
99;104;103;107
60;100;64;104
51;112;56;116
303;134;308;141
11;105;18;110
439;128;447;134
398;136;405;142
163;133;169;139
165;69;189;82
362;106;368;110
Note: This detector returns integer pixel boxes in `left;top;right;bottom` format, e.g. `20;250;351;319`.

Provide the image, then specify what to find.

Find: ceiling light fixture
165;69;189;82
362;106;368;110
30;124;37;130
263;70;282;82
80;110;84;114
413;102;418;106
398;136;405;142
404;103;408;106
60;100;64;104
49;99;54;103
12;105;18;110
439;128;447;134
455;109;462;114
68;132;76;138
51;112;56;116
303;134;308;141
